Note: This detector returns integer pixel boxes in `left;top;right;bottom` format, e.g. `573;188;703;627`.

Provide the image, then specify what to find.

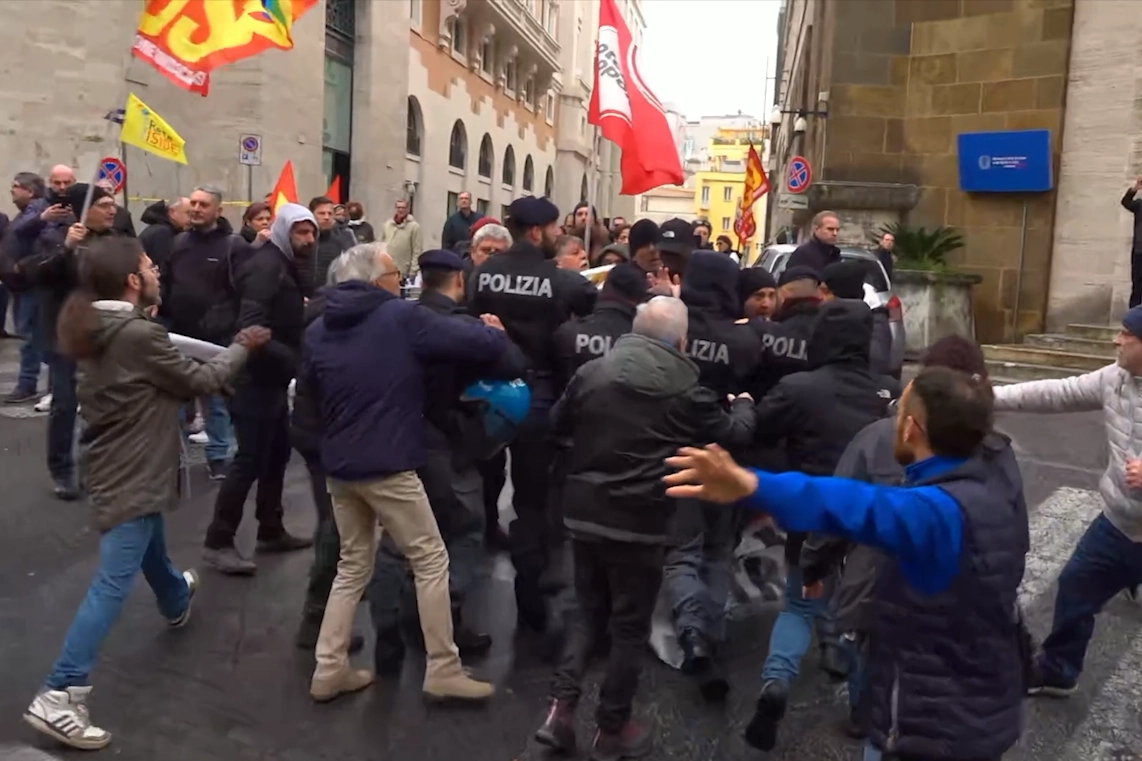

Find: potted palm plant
879;223;982;356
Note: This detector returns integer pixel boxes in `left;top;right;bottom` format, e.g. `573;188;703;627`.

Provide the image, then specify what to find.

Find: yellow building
693;126;769;264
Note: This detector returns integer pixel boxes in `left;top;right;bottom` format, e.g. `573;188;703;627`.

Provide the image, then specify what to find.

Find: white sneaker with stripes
23;686;111;750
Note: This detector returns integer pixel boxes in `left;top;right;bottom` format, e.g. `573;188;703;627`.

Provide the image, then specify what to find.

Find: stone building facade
0;0;408;230
771;0;1075;342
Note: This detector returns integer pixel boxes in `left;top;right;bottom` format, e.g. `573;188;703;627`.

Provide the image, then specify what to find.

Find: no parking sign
785;155;813;195
97;157;127;194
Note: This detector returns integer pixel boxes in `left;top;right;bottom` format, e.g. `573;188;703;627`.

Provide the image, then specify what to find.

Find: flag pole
584;127;600;259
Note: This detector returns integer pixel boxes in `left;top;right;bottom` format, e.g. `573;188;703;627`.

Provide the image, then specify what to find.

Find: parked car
754;244;906;378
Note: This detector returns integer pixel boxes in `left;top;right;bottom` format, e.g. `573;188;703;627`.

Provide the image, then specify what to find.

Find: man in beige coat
381;199;423;281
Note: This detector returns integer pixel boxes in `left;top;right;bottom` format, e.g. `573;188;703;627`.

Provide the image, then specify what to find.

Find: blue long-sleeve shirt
741;455;967;595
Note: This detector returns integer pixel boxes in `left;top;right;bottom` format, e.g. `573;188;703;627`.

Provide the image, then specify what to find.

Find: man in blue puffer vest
664;366;1028;761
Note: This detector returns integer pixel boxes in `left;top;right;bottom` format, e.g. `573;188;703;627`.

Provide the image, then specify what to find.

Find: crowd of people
1;170;1140;761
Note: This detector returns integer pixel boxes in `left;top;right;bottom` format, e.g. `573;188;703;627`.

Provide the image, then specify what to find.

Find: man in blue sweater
664;366;1028;761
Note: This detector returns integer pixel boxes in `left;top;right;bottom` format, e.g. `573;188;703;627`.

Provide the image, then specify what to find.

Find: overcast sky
639;0;782;120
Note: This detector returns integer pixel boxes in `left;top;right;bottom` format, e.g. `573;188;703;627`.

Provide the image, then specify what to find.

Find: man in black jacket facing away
468;195;597;633
202;203;314;575
786;211;842;274
1122;179;1142;307
535;296;756;761
745;299;892;752
369;248;527;674
138;197;189;270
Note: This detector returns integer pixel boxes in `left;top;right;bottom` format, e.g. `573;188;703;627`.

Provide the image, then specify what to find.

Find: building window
580;173;588;202
523;155;535;192
450;16;467;56
406;96;423;157
326;0;355;39
523;78;535;108
544;166;554;197
640;196;649;212
501;204;511;220
502;145;516;186
477;199;489;215
409;0;420;23
579;115;586;135
700;185;710;206
723;186;733;202
323;0;356;199
478;134;494;178
481;37;494;75
505;59;518;92
721;217;731;231
447;191;459;216
449;120;468;170
547;2;559;36
546;92;555;121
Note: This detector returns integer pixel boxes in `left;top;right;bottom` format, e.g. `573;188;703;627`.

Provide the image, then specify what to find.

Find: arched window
502;145;516;186
523;155;535;192
478;134;493;178
406;96;423;156
448;120;467;170
544;166;554;197
579;173;588;202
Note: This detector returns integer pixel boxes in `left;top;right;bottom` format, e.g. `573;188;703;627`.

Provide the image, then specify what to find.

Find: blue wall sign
957;129;1053;193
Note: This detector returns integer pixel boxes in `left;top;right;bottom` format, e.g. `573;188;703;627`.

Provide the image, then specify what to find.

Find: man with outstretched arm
663;366;1028;761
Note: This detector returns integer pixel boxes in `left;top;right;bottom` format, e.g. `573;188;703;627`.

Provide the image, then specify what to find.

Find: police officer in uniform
368;249;528;673
468;197;597;632
751;265;821;397
666;249;764;701
553;263;649;391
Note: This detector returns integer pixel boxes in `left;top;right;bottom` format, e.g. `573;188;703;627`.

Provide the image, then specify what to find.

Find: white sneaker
188;431;209;445
33;394;52;413
23;686;111;750
167;569;198;628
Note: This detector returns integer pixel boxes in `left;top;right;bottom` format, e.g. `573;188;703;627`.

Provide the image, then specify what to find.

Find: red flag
268;161;299;215
325;176;342;204
588;0;683;195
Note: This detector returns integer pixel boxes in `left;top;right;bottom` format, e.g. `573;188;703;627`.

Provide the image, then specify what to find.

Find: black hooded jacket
748;296;819;398
786;236;841;275
754;299;892;563
552;296;638;394
138;200;179;269
679;251;762;399
159;216;248;343
311;226;356;292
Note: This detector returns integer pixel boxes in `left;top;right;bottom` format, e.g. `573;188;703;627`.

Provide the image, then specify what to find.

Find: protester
138;197;190;270
240;201;272;245
309;196;356;294
469;221;511;268
381;198;423;282
302;242;511;704
665;365;1027;761
738;268;778;321
202;202;314;575
535;296;756;760
554;234;588;271
442;191;483;251
24;236;267;751
595;242;629;267
345;201;375;244
93;179;136;238
1;171;49;404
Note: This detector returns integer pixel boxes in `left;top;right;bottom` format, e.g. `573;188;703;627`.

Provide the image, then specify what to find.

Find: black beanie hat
738;267;777;304
628;219;661;253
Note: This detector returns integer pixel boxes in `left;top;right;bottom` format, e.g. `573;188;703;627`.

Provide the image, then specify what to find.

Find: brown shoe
310;668;375;703
423;669;495;703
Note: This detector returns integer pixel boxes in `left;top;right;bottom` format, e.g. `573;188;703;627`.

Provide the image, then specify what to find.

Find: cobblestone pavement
0;340;1138;760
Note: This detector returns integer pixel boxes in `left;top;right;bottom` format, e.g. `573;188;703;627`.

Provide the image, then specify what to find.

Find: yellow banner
120;93;188;164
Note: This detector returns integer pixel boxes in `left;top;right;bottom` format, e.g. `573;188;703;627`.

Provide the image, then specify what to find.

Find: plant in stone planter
878;223;965;271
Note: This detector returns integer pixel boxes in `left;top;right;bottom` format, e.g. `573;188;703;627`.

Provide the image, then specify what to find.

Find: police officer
553;263;649;391
368;249;528;673
666;249;764;701
750;265;821;397
468;197;597;632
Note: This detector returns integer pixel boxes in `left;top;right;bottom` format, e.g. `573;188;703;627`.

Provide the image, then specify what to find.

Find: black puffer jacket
552;333;756;545
138;200;179;269
786;236;841;275
754;299;891;563
290;290;331;456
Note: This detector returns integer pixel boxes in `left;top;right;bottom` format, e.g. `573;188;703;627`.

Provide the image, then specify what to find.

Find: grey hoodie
269;202;317;258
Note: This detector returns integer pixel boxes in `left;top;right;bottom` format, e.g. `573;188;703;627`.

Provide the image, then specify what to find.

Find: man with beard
161;187;244;480
665;250;762;701
665;365;1027;761
468;196;597;635
202;203;315;575
308;196;357;295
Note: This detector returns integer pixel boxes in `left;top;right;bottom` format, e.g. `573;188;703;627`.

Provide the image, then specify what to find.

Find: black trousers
204;405;292;549
509;401;556;612
477;449;507;535
300;449;340;621
1131;254;1142;308
551;538;664;733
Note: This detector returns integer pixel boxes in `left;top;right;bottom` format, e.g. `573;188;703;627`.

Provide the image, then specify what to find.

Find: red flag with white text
588;0;684;195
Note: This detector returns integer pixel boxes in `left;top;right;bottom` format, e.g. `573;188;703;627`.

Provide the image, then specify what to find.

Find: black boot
744;679;788;751
590;721;652;761
677;628;712;676
374;628;406;677
534;698;577;753
455;627;493;658
295;615;363;655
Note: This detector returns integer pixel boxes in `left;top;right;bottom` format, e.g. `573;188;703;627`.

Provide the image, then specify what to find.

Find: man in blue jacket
302;242;512;706
664;366;1028;761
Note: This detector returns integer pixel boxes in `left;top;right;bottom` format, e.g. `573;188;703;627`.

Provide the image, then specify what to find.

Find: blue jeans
664;499;736;642
761;566;834;684
44;514;190;689
45;349;77;484
1041;513;1142;684
14;292;43;393
862;744;883;761
201;395;234;463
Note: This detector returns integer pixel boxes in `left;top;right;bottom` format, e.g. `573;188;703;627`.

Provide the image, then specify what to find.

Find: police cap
778;265;821;287
418;248;468;272
507;196;560;229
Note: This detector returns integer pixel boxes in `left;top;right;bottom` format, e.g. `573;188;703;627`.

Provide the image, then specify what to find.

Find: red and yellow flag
325;176;343;205
734;144;770;250
132;0;319;96
268;161;299;215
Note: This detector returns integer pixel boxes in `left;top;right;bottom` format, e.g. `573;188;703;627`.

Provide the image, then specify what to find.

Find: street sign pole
238;134;262;203
247;165;253;205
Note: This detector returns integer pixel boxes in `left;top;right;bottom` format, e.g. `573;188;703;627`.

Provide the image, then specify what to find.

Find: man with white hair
302;241;514;704
469;222;511;267
535;296;756;760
